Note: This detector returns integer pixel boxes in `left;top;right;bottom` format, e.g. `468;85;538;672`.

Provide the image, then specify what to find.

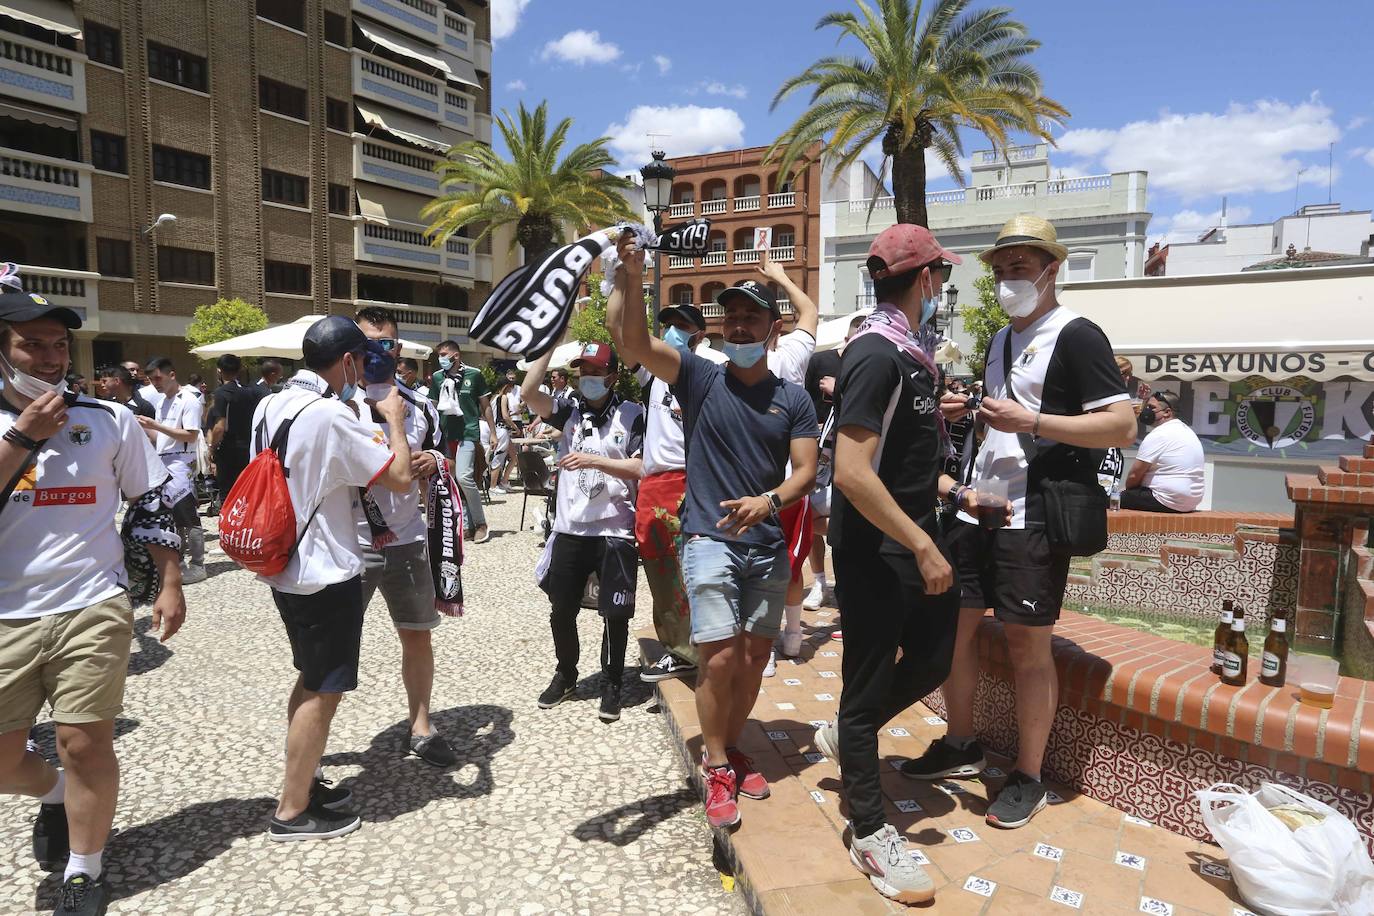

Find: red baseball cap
867;224;962;279
569;341;618;372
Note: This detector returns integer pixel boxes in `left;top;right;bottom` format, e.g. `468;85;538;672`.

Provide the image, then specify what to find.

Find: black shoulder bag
1002;332;1109;557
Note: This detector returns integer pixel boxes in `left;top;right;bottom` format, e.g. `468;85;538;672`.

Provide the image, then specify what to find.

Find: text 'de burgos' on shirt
958;307;1128;530
0;395;169;619
828;332;944;557
675;351;818;549
545;393;644;539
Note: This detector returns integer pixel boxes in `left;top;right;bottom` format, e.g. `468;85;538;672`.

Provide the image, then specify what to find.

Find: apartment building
1146;203;1374;276
0;0;493;377
659;145;821;342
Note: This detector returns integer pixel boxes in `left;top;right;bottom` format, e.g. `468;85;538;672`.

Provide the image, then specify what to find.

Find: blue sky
489;0;1373;245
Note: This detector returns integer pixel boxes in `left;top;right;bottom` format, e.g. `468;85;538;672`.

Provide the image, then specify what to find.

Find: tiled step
1320;465;1374;487
1339;454;1374;475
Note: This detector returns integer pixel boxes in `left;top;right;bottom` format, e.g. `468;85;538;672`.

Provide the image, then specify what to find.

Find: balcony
0;32;86;114
351;0;442;43
0;148;92;222
668;255;694;269
443;87;476;136
1047;175;1112;194
769;246;796;262
474;38;491;73
700;198;727;216
701;299;793;319
443;237;473;280
734;194;760;213
669;202;694;218
856;293;876;308
733;249;759;265
17;265;98;321
441;10;473;58
766;191;799;209
356;220;443;271
354;137;442;194
848;173;1116;213
702;251;726;267
354;52;442;121
976;144;1045;165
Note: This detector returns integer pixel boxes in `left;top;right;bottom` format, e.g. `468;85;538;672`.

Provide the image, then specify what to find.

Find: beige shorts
0;594;134;735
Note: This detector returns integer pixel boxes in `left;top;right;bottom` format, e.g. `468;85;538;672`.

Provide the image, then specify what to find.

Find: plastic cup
977;479;1009;531
1290;654;1339;708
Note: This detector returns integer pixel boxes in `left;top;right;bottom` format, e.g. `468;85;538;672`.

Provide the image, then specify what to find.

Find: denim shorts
681;536;790;645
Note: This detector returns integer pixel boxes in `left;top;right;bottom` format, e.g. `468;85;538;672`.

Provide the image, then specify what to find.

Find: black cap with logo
302;315;368;370
715;280;779;319
0;291;83;329
656;304;707;331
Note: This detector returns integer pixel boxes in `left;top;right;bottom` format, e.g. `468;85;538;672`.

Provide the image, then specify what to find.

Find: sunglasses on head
1153;391;1177;410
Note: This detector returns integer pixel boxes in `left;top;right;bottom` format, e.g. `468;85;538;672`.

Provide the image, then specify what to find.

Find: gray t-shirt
676;351;818;548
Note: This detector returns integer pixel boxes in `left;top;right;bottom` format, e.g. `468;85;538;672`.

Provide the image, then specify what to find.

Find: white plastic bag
1197;782;1374;916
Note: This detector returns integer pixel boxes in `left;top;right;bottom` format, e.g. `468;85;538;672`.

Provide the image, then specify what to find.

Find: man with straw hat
902;215;1137;829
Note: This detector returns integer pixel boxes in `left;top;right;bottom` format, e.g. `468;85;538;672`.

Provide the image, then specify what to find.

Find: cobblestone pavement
0;494;742;916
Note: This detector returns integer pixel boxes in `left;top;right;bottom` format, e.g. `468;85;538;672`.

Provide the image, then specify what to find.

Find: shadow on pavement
128;616;173;677
27;717;141;760
322;704;514;824
571;788;698;847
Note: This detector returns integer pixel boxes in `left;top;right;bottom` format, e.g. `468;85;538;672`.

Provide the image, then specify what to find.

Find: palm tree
766;0;1068;227
423;101;637;259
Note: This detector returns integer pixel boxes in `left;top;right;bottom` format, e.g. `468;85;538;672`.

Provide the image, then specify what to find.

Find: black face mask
1139;407;1157;425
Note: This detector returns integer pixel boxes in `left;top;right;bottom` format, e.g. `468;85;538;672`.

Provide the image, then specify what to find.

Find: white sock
784;603;802;634
813;572;828;589
65;849;102;881
39;769;65;805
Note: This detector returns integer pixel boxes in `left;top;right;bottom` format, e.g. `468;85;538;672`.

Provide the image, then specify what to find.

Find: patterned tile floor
648;605;1265;915
0;496;741;915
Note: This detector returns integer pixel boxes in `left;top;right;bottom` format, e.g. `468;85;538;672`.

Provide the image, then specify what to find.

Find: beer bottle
1211;601;1234;675
1260;617;1289;687
1222;614;1249;686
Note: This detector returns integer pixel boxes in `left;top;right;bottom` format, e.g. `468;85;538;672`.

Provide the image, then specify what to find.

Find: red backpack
219;399;324;576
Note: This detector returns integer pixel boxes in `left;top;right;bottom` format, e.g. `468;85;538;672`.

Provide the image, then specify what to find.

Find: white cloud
540;30;621;66
653;55;672;75
1359;148;1374;168
1057;97;1341;201
704;81;748;99
606;105;746;166
490;0;531;42
1347;115;1368;131
504;79;527;91
1149;205;1253;247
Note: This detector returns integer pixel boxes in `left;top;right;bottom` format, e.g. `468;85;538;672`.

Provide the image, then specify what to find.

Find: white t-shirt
637;346;727;477
768;329;815;386
350;385;441;547
548;395;644;539
0;395;168;618
153;386;201;461
504;388;523;421
139;383;163;411
250;371;395;595
1136;418;1205;511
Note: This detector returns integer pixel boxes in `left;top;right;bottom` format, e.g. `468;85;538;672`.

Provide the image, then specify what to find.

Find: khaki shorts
0;595;134;735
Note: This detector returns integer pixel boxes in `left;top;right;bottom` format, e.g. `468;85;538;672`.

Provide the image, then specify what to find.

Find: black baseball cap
656;304;706;331
0;290;82;329
302;315;367;369
715;280;779;319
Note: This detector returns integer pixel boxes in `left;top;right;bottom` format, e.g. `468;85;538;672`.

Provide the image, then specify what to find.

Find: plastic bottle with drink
1109;478;1122;512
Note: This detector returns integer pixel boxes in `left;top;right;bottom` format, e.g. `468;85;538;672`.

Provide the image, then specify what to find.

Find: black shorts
272;577;366;693
541;533;638;620
171;492;201;528
948;520;1070;628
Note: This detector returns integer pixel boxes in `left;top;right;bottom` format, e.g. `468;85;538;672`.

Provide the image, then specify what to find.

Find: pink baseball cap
867;224;962;279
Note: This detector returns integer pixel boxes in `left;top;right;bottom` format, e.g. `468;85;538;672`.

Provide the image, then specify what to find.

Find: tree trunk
891;141;928;228
516;213;557;262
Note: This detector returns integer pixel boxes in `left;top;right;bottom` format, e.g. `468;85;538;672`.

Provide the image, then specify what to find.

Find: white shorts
810;484;832;518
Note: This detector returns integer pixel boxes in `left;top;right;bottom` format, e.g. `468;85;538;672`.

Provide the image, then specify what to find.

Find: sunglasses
1153;391;1177;410
374;338;399;353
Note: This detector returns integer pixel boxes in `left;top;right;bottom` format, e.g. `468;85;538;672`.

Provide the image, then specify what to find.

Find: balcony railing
355;138;441;193
702;251;726;266
352;0;441;42
926;189;966;206
732;247;795;265
734;195;760;212
0;148;92;222
848;174;1116;214
856;293;876;308
668;255;695;269
17;265;99;320
697;198;724;216
701;298;793;318
733;249;760;265
766;192;795;208
669;202;694;218
356;220;443;270
1047;174;1112;194
354;53;442;119
975;181;1037;201
442;11;473;56
977;145;1042;164
0;33;86;113
777;298;794;315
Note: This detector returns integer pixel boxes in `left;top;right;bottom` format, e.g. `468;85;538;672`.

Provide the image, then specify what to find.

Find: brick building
0;0;494;377
659;144;821;342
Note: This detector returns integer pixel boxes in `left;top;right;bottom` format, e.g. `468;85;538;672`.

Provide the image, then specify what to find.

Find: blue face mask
723;339;768;368
921;296;939;327
339;355;360;402
438;356;453;371
663;326;694;351
578;375;609;400
363;339;396;384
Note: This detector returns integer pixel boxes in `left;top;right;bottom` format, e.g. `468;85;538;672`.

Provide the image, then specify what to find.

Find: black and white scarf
122;480;183;606
426;454;464;615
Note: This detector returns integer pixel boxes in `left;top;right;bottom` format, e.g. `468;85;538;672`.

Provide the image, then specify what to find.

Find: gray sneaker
181;564;208;585
848;824;936;904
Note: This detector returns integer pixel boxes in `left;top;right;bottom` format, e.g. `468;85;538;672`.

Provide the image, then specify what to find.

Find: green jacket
429;366;490;444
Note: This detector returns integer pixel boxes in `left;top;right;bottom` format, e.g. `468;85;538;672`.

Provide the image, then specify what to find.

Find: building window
324;11;348;46
327;183;350;215
256;0;305;31
147;43;207;92
1065;252;1095;282
325;97;350;132
158;246;214;285
259;77;308;120
90;131;127;174
265;260;311;295
330;268;351;299
775;231;795;248
84;21;122;68
96;238;132;277
152;145;210;189
262;168;308;206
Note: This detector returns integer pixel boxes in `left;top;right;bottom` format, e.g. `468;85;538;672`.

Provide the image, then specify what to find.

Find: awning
0;0;81;38
0;99;77;130
356;102;449;153
445;56;482;90
190;316;432;359
356;184;431;226
1061;264;1374;381
355;20;450;77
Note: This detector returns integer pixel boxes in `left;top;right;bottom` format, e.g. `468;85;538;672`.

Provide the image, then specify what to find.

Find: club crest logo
1234;384;1317;449
225;496;249;528
67;424;91;446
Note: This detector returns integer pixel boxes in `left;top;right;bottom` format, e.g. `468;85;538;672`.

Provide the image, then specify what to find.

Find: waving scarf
599;219;712;296
426;452;464;615
852;303;954;458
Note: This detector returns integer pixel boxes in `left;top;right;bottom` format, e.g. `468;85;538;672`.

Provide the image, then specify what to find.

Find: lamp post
943;282;959;328
640;149;675;336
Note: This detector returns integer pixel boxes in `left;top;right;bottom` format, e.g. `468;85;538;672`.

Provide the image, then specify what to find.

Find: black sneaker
408;732;457;767
309;777;352;811
33;801;68;871
54;873;108;916
599;680;622;723
537;671;576;709
268;804;362;842
899;738;987;780
640;653;697;683
985;770;1048;829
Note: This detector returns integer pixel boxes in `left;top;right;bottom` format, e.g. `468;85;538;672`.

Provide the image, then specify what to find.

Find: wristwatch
763;491;783;515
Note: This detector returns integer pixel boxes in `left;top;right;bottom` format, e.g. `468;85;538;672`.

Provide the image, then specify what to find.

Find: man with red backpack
247;316;415;841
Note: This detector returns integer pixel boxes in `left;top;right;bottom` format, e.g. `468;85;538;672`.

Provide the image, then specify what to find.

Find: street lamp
640;149;676;335
943;282;959;327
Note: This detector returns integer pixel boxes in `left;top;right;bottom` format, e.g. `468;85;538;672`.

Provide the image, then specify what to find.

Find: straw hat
978;214;1069;265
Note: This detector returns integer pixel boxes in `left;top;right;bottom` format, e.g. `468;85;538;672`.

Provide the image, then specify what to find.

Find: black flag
651;219;711;255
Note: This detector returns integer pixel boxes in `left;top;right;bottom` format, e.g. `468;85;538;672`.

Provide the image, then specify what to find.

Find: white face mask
995;262;1053;318
0;348;67;401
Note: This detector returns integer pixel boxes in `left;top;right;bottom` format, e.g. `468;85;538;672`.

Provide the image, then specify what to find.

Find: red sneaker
702;762;741;829
727;747;771;799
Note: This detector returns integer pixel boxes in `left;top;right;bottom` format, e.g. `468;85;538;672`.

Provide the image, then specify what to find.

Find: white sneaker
814;720;840;765
181;564;208;585
803;582;834;610
849;824;936;904
762;650;776;678
781;629;803;658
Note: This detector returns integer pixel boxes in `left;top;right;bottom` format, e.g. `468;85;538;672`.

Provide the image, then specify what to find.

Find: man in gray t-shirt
609;237;817;832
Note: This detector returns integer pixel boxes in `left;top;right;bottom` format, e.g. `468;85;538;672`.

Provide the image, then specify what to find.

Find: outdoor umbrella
815;308;873;352
190;315;433;360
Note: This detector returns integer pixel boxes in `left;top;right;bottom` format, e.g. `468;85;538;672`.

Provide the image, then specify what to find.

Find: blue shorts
682;536;789;645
